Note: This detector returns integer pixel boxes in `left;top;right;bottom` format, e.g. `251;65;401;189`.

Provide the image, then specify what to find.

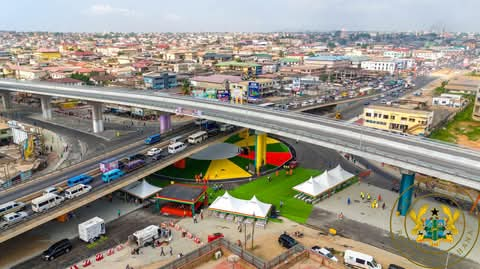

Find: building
46;78;84;86
279;65;325;76
303;55;351;69
363;105;434;136
35;48;61;61
474;88;480;121
215;61;262;76
432;93;465;108
202;52;233;62
191;74;243;91
413;50;444;61
143;72;177;90
360;58;398;74
383;49;411;58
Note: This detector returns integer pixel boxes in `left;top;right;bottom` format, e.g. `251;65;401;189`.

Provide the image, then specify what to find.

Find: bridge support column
40;96;52;120
159;113;171;134
91;102;104;133
255;131;267;174
397;170;415;216
0;92;11;111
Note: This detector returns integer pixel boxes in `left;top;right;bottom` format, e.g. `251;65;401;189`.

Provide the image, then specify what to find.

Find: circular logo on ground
389;186;480;269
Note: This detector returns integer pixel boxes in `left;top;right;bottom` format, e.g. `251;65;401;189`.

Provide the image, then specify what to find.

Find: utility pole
251;212;256;249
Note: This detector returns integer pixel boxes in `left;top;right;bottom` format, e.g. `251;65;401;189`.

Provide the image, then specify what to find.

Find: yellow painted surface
206;159;251;180
234;135;278;147
255;133;267;173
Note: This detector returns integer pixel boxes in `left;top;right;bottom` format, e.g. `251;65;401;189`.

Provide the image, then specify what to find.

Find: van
168;142;186;154
42;239;72;261
67;174;93;187
102;169;124;183
144;134;161;145
31;193;65;213
64;184;92;199
0;201;25;217
188;131;208;144
0;211;28;228
220;124;234;132
344;250;382;269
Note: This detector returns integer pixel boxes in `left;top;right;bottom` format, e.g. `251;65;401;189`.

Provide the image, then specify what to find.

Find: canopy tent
208;192;272;219
121;180;163;200
293;165;355;198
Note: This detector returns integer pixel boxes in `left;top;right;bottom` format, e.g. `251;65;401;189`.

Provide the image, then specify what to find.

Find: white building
432;93;465;108
360;59;397;74
413;50;444;61
383;50;410;58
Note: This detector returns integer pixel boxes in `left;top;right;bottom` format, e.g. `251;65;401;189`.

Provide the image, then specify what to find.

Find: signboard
192;89;217;99
175;107;203;117
248;82;261;99
216;89;230;102
292;78;301;92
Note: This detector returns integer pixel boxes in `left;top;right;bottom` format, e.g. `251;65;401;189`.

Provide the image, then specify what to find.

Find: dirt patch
456;135;480;150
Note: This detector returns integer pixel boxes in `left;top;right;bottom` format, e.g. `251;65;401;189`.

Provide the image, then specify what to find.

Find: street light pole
251;212;255;250
445;252;450;269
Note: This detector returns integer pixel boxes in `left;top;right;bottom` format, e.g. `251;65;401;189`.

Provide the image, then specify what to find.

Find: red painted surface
174;158;186;169
237;151;292;167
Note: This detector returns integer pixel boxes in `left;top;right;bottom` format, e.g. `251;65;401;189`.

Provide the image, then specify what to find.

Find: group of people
192;209;204;223
345;192;386;210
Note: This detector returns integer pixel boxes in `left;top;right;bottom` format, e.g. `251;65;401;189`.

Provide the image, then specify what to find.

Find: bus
144;134;161;145
102;169;125;183
0;201;25;217
67;174;93;187
31;193;65;213
168;142;187;154
188;131;208;144
64;184;92;199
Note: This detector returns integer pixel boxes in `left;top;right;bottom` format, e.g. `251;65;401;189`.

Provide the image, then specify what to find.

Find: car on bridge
0;211;28;228
146;148;162;156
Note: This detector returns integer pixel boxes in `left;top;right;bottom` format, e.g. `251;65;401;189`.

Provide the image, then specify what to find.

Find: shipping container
78;217;105;243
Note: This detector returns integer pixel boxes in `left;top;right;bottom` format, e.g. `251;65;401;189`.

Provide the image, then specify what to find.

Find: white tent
293;165;355;197
121;180;163;200
208;192;272;219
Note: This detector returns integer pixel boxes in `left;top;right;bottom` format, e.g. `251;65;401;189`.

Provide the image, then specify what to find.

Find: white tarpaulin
121;180;162;200
208;192;272;219
293;165;355;197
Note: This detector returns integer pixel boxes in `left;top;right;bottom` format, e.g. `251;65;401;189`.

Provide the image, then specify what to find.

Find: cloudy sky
0;0;477;32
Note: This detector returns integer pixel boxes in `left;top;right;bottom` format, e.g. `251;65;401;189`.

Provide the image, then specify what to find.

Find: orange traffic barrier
82;259;91;267
107;248;115;256
95;253;104;261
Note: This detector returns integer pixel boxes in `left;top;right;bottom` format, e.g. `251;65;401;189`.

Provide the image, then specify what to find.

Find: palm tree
181;79;191;95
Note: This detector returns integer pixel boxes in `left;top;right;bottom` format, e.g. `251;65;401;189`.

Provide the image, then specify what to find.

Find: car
43;186;60;196
278;233;297;249
207;128;220;136
0;211;28;228
146;148;162;156
42;239;73;261
364;101;370;106
372;97;379;101
380;99;387;104
311;246;338;262
388;264;405;269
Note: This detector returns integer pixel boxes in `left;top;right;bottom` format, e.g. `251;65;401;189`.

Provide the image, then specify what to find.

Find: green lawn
208;167;321;223
156;158;211;179
224;134;243;144
430;98;478;143
228;155;253;170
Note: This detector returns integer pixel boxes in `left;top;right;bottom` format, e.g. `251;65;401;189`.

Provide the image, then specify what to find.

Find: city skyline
1;0;479;33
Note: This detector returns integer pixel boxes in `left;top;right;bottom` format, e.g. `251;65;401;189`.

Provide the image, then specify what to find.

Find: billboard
248;82;261;99
216;90;230;102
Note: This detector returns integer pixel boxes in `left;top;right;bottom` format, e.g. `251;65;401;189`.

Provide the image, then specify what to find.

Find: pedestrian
160;247;166;256
360;192;365;200
126;264;131;269
378;194;382;202
117;209;121;217
109;195;113;202
367;193;371;201
200;211;204;220
279;200;284;208
347;197;351;205
193;215;198;223
382;202;386;210
268;176;271;182
169;246;173;256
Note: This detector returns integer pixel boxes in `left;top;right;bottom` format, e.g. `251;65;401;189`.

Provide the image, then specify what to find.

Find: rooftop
305;55;350;61
365;105;432;115
216;61;261;67
191;74;243;84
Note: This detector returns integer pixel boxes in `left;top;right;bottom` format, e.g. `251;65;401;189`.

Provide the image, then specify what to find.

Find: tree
70;73;93;85
278;51;285;57
327;42;336;49
181;79;191;95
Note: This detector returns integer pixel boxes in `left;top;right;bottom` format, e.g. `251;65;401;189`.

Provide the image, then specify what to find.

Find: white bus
188;131;208;144
64;184;92;199
0;201;25;217
168;142;187;154
31;193;65;213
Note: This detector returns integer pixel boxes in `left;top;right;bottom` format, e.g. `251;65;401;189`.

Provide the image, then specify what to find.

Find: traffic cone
70;265;79;269
95;253;104;261
82;259;91;267
116;244;124;251
107;248;115;256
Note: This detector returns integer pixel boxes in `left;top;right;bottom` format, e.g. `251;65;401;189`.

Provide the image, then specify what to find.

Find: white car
43;186;60;196
0;211;28;228
147;148;162;156
311;246;338;262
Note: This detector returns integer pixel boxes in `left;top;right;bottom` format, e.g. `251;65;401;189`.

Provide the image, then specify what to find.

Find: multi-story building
383;48;411;58
363;105;434;136
215;61;262;76
143;72;178;90
474;88;480;121
413;50;444;61
360;58;398;74
35;48;61;61
303;55;351;69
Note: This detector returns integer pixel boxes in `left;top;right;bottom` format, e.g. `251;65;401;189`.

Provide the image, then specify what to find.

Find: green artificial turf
224;134;243;144
155;158;211;179
208;167;321;224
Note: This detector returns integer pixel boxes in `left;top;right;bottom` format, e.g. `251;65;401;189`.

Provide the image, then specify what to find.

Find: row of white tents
208;192;272;219
293;165;355;198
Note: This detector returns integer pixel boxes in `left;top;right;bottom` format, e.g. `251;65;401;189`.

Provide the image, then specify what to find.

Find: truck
131;225;160;246
123;159;146;173
99;158;119;173
78;217;106;243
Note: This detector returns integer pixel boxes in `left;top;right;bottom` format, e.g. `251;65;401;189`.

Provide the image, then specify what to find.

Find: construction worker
360;192;365;200
367;193;371;201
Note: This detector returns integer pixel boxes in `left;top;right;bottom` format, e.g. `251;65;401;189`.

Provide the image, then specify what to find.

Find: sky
0;0;478;33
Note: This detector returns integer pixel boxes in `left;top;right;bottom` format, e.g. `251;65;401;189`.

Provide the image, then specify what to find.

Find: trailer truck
78;217;106;243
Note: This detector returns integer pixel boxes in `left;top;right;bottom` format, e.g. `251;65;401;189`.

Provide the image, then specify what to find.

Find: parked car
146;148;162;156
42;239;73;261
311;246;338;262
278;233;297;249
388;264;405;269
